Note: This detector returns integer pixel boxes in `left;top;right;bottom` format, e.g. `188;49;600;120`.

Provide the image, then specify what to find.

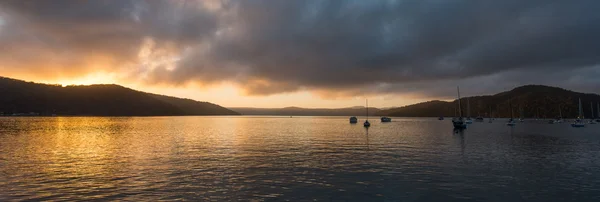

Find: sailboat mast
510;100;514;119
520;106;524;119
559;106;562;118
578;98;583;119
366;99;368;120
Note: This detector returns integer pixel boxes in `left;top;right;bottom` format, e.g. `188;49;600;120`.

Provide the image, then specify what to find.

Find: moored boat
589;102;597;124
364;99;371;128
571;98;585;128
453;87;467;129
350;116;358;124
507;100;516;126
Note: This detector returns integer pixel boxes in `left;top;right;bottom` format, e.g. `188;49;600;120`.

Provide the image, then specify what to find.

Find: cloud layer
1;0;599;98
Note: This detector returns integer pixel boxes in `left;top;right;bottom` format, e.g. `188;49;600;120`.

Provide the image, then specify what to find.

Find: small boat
571;98;585;128
475;116;484;121
349;116;358;124
438;116;444;120
453;118;467;129
465;118;473;124
548;119;556;124
572;119;585;127
452;86;467;129
381;117;391;122
364;99;371;128
507;119;516;126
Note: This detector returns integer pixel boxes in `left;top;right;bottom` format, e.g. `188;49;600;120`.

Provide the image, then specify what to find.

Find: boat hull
571;123;585;127
452;120;467;129
380;117;392;122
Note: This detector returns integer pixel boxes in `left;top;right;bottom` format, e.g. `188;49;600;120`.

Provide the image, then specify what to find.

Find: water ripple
1;117;600;201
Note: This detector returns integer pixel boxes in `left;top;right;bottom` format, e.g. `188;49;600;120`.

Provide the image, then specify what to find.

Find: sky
1;0;599;108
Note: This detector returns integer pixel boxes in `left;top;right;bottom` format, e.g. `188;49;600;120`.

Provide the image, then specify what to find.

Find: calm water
1;116;600;201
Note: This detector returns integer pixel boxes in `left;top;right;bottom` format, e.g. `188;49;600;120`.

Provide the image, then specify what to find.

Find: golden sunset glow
2;0;598;110
47;73;119;87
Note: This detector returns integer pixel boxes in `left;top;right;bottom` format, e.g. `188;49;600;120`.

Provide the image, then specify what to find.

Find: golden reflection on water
1;117;600;201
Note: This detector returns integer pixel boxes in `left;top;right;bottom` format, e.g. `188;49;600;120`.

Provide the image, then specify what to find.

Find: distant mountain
231;106;381;116
378;85;600;118
0;76;239;116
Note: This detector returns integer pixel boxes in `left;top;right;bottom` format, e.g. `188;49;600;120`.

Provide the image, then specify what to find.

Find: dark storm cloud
0;0;218;76
1;0;599;97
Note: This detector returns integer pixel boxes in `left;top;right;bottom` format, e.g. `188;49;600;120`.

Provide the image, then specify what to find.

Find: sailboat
364;99;371;127
518;106;524;122
488;106;493;123
571;98;585;127
556;106;564;123
507;100;516;126
452;87;467;129
596;102;600;123
465;98;473;124
589;102;597;124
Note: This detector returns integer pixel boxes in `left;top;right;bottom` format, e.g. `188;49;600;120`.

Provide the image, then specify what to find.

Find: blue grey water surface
1;116;599;201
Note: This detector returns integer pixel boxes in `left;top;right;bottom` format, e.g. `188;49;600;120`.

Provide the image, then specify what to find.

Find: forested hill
0;76;239;116
378;85;600;118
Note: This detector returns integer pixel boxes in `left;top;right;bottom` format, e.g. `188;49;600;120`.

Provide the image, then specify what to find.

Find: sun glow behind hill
42;73;118;87
25;73;423;108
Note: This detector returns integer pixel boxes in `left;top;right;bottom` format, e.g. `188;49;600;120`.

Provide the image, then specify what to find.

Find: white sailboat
452;87;467;129
364;99;370;127
556;106;563;123
507;100;516;126
571;98;585;127
597;102;600;123
518;106;524;122
465;98;473;124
